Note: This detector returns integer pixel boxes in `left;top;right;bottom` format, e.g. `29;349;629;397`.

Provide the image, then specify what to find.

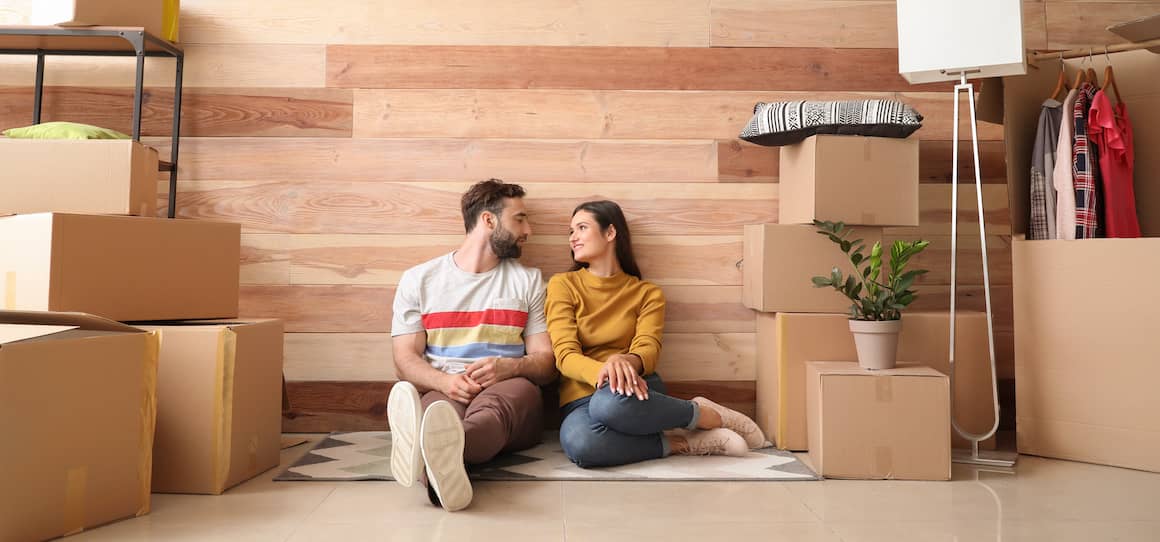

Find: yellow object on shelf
163;0;179;42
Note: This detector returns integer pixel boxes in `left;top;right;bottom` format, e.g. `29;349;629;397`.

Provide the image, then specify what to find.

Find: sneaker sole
387;381;422;487
421;401;473;512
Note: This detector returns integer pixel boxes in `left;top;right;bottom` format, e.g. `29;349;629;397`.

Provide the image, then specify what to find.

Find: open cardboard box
984;49;1160;472
0;310;159;541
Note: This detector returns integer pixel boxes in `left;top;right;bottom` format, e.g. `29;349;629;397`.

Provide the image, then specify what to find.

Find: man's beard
490;225;523;259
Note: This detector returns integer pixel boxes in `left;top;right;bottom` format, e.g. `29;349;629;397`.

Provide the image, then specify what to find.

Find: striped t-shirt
391;252;548;374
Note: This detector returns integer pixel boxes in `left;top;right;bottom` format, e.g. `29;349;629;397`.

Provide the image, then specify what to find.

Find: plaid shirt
1073;83;1099;239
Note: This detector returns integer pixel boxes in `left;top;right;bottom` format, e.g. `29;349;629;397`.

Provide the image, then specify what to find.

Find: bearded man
387;179;557;512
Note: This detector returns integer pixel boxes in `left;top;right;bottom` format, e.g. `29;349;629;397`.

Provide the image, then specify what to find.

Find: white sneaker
387;381;422;487
421;401;473;512
682;428;749;457
693;396;767;449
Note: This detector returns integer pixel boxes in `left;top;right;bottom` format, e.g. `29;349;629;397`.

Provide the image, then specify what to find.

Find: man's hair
461;178;526;233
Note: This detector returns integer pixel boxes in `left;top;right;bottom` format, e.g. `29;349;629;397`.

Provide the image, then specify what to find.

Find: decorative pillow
2;121;131;140
739;100;923;147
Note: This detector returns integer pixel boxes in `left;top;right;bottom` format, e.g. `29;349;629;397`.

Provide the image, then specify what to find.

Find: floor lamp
896;0;1025;468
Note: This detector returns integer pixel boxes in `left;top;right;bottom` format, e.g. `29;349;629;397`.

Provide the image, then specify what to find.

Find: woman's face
569;210;614;263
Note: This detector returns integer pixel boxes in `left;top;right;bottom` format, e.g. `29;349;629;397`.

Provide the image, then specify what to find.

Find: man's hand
442;373;483;404
465;356;517;388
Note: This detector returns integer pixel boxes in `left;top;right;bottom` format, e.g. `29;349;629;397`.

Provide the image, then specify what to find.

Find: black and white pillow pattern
739;99;923;147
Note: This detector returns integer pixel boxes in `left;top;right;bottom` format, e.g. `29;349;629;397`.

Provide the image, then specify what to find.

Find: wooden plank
905;183;1013;237
711;0;898;48
283;380;756;432
352;89;891;140
882;234;1014;286
238;285;394;333
664;286;754;333
240;234;744;287
717;139;1008;184
710;0;1044;49
283;380;392;432
244;284;752;334
1046;2;1160;49
178;0;711;46
165;138;718;182
899;92;1007;141
717;139;778;183
0;44;325;87
327;45;951;91
285;333;397;382
175;181;1004;238
0;87;352;137
917;140;1008;183
283;332;756;382
172;181;778;235
1024;0;1050;50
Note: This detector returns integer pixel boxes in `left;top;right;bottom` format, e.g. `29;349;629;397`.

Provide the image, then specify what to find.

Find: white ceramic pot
848;319;903;370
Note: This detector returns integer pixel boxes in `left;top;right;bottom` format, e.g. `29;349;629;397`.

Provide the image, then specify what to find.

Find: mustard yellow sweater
545;269;665;405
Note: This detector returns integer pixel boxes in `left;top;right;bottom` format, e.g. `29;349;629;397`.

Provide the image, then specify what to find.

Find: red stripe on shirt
422;309;528;329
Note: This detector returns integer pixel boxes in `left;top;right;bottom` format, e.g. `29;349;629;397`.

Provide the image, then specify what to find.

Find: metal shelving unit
0;26;184;218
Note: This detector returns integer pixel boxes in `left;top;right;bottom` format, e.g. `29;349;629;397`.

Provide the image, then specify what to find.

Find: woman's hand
597;354;648;400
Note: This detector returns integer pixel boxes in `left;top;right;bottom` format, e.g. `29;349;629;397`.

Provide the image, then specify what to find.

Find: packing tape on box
874;446;893;479
875;376;893;402
138;332;160;516
4;271;15;309
62;466;88;536
211;329;238;493
775;315;790;449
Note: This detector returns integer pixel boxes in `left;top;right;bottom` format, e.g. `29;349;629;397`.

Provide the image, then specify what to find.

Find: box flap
0;323;79;344
808;361;946;378
1107;14;1160;53
0;310;144;333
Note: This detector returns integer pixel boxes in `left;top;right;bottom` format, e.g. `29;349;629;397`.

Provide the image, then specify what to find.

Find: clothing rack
1030;37;1160;62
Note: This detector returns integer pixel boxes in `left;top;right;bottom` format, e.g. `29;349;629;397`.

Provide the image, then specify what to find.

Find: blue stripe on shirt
426;342;526;360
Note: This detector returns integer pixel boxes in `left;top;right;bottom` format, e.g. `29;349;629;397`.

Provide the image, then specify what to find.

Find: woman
545;200;765;468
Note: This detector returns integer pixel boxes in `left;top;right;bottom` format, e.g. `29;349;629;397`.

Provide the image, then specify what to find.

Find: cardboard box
756;311;997;451
0;310;159;542
143;319;285;494
991;50;1160;473
32;0;167;39
742;224;884;313
779;135;919;226
0;139;159;217
806;361;951;480
0;213;240;321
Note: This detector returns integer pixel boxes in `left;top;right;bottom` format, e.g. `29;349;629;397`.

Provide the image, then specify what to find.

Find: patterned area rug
274;431;819;482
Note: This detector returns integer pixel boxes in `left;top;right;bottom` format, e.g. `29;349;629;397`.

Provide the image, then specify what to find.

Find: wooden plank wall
3;1;1158;432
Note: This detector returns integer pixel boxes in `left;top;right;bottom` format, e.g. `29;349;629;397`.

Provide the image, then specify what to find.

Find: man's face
489;198;531;259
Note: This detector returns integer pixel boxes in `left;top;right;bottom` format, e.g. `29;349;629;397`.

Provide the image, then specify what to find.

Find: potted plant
810;220;930;370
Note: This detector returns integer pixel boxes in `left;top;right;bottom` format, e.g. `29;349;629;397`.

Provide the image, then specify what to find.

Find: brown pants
420;376;544;465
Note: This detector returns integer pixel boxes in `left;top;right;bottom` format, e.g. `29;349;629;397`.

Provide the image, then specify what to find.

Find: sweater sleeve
628;284;665;376
545;275;605;387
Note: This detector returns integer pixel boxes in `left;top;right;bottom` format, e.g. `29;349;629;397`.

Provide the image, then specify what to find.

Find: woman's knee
559;418;605;469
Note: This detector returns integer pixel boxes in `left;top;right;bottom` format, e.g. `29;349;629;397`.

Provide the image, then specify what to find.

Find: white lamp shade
896;0;1027;84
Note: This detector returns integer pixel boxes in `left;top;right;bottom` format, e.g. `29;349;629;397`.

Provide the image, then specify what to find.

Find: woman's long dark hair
569;200;642;279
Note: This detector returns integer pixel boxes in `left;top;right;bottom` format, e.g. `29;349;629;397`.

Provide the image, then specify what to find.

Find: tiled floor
69;436;1160;542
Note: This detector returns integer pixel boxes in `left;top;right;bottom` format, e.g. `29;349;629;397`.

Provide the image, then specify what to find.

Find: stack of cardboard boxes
0;139;284;541
743;134;998;481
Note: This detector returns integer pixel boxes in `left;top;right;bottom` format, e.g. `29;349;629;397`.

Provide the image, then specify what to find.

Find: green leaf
840;240;852;253
851;252;864;265
811;276;831;287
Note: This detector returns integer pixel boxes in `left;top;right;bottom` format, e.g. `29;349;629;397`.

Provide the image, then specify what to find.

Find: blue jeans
559;374;701;468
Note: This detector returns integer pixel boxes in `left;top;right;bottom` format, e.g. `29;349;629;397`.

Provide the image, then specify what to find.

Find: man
388;178;557;512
